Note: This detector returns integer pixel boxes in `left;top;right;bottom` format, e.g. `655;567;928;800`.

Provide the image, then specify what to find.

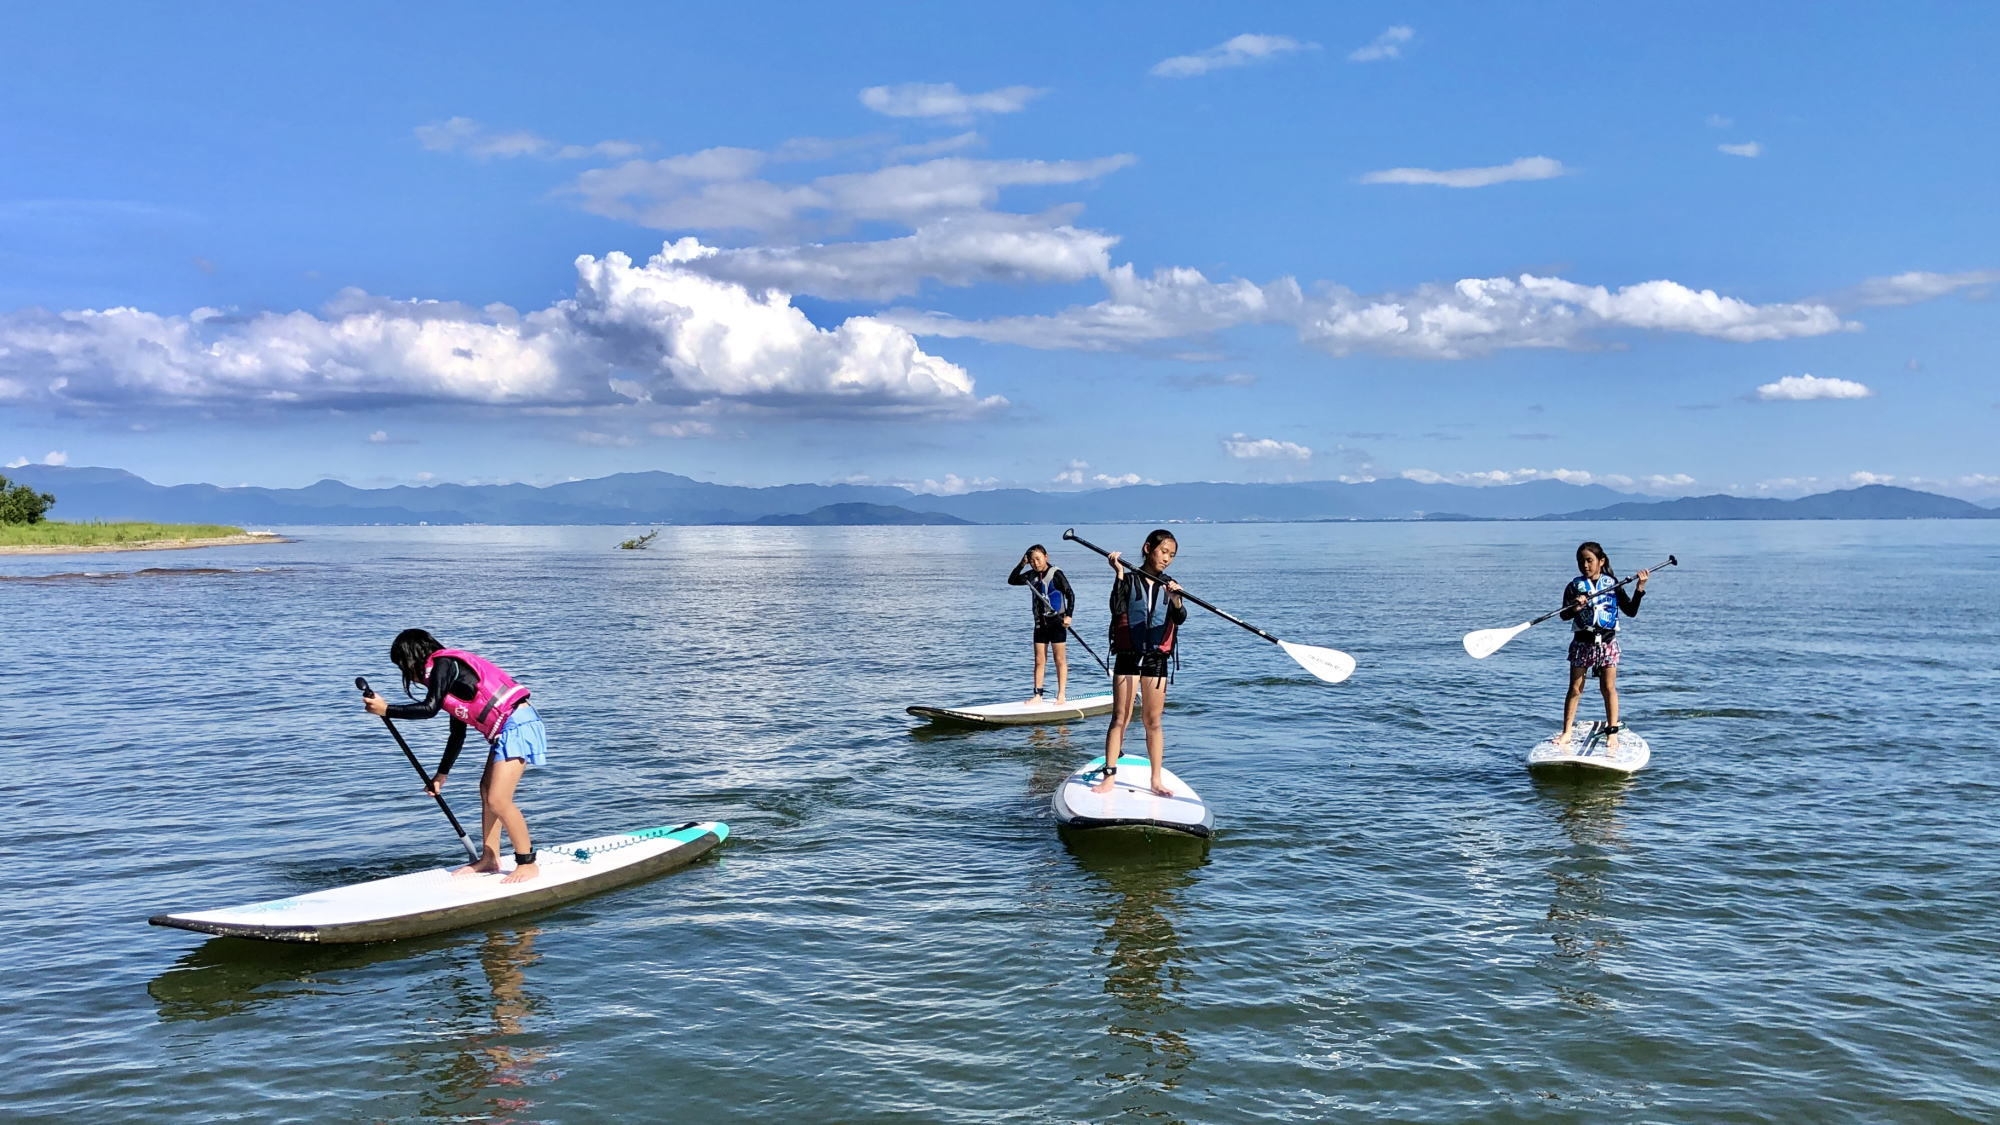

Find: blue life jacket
1569;574;1621;634
1029;567;1066;620
1111;572;1178;654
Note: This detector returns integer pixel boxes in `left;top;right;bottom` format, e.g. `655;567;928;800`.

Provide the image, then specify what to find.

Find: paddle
356;676;481;861
1061;529;1357;684
1462;556;1678;660
1018;564;1112;677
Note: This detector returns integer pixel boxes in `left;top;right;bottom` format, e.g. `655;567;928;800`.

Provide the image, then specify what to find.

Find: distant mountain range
4;465;1994;526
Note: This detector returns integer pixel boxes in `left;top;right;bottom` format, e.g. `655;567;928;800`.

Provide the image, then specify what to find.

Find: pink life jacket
423;648;530;743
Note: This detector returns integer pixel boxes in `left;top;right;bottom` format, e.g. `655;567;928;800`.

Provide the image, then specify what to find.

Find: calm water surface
3;522;1996;1122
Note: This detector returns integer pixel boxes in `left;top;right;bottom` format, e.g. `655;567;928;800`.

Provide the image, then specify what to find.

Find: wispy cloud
1707;113;1734;129
1718;141;1763;158
1151;34;1317;78
1401;467;1694;493
859;83;1045;122
1755;373;1873;401
1845;269;2000;307
1348;25;1414;63
1360;156;1568;188
415;117;640;161
1222;433;1311;461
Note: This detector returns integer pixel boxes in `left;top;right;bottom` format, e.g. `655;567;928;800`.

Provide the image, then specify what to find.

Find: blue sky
2;3;1995;497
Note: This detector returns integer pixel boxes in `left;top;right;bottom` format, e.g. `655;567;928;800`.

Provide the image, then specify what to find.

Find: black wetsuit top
1008;561;1077;624
384;655;478;777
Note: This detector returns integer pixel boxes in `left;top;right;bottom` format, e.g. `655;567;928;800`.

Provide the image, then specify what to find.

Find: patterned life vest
423;648;530;743
1569;575;1622;635
1110;572;1178;655
1028;566;1067;621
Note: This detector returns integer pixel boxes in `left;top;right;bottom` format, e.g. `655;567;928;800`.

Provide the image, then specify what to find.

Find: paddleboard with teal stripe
150;821;729;943
1051;756;1211;839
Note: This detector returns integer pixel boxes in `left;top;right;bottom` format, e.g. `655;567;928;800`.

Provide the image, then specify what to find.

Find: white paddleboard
907;693;1117;728
1051;755;1212;838
1527;723;1651;775
150;821;728;944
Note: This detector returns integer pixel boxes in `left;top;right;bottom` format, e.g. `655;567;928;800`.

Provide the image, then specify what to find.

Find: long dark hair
1142;528;1178;557
1575;541;1616;580
390;628;444;699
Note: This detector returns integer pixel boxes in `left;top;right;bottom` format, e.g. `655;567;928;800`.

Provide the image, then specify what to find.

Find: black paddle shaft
1528;555;1678;626
1061;528;1281;645
356;676;480;858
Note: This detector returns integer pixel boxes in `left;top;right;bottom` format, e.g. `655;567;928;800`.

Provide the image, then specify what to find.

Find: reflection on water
1067;836;1208;1116
1531;776;1633;1011
150;927;555;1121
413;928;553;1123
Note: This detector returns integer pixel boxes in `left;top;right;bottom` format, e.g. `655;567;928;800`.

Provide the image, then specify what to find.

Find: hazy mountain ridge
5;466;1991;525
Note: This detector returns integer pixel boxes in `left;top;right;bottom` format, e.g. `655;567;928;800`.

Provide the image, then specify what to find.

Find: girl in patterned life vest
1008;543;1077;704
1095;529;1188;797
1557;542;1652;749
363;628;548;884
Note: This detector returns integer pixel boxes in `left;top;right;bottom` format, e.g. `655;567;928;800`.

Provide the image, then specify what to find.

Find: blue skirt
491;704;548;767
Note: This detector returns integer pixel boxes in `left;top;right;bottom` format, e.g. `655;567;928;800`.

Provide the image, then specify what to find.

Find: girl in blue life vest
1008;543;1078;704
1557;542;1651;748
363;629;547;884
1096;529;1187;797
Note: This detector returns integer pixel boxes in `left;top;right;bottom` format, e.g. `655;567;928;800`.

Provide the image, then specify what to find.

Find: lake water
4;521;1997;1122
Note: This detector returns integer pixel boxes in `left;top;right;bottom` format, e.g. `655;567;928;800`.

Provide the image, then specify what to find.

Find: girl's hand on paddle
364;694;388;717
1636;569;1650;591
1107;550;1124;575
426;772;447;796
1062;616;1072;628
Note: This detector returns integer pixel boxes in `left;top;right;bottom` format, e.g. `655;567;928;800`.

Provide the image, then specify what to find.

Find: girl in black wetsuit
1096;529;1187;797
362;629;547;884
1008;544;1077;704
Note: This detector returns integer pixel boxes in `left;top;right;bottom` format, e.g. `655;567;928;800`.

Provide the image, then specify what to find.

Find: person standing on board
1096;529;1187;797
1009;544;1077;704
1556;542;1651;749
364;628;546;884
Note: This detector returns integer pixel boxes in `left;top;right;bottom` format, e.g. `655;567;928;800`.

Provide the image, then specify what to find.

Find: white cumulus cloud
1360;156;1568;188
1718;142;1763;158
1052;459;1089;486
1755;373;1873;401
1222;433;1311;461
1348;26;1414;62
1151;34;1317;78
0;242;997;417
859;83;1045;121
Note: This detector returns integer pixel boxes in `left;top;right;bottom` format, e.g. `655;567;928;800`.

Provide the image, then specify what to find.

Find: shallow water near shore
4;521;1997;1122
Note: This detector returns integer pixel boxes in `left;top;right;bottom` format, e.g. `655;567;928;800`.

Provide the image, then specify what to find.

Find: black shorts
1033;621;1068;645
1113;651;1172;679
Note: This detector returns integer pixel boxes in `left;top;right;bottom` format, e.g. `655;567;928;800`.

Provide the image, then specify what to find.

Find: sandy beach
0;533;289;556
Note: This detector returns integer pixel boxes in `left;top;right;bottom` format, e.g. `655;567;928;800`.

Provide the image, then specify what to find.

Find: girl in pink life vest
363;629;547;884
1095;529;1186;798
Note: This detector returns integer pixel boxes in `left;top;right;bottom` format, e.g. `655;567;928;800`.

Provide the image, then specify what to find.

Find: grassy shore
0;521;249;547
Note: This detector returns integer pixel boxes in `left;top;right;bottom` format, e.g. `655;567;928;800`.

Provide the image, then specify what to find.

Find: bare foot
1606;729;1621;751
1089;773;1117;794
500;861;540;885
1023;693;1045;705
1553;725;1574;748
1151;776;1173;798
1054;695;1067;704
452;860;501;878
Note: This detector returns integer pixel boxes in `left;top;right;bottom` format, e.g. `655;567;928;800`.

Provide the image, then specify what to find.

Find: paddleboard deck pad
1528;724;1651;774
1051;755;1212;838
150;821;728;944
908;693;1116;728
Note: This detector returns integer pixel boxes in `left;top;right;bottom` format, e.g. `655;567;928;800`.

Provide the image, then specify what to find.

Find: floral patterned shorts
1568;633;1620;673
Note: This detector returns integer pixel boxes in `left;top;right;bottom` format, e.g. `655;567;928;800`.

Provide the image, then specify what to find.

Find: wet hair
390;628;444;699
1142;529;1178;557
1575;541;1616;580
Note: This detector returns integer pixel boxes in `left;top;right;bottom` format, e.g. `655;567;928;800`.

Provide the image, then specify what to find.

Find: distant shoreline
0;533;290;556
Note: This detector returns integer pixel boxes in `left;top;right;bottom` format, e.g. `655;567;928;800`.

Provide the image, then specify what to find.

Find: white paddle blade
1279;640;1356;684
1463;622;1533;660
